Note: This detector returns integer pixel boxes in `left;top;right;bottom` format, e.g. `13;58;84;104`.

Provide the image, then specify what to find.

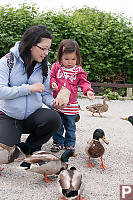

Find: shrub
0;4;133;84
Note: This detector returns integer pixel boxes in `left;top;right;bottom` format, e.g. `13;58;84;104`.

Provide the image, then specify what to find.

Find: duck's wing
86;103;103;112
71;170;82;191
92;104;103;109
58;170;71;189
24;151;60;164
28;160;62;175
85;140;93;155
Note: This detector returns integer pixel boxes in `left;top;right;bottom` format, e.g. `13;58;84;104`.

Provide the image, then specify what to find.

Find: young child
50;39;95;152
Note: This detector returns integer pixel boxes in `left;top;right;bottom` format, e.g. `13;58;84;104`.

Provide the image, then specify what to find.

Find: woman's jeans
0;108;61;153
53;112;76;147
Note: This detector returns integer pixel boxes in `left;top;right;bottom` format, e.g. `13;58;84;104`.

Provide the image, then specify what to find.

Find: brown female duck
86;97;109;117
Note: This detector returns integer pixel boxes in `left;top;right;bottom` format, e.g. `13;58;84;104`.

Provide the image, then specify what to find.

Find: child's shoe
65;146;75;152
51;143;64;152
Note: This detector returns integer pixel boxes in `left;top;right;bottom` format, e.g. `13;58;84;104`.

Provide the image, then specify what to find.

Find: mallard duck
20;149;76;182
58;167;86;200
0;143;20;173
85;129;109;170
86;97;109;117
121;116;133;125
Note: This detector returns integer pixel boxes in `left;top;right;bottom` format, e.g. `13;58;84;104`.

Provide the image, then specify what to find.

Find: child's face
61;52;77;68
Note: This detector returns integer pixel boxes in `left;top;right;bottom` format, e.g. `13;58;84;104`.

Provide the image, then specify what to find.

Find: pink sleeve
78;70;94;96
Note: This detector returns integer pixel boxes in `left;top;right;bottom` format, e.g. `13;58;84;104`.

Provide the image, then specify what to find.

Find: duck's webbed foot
58;197;66;200
79;195;86;200
0;167;3;176
44;174;56;182
99;112;103;117
87;157;95;168
100;163;107;170
100;157;107;170
87;162;95;168
92;113;94;117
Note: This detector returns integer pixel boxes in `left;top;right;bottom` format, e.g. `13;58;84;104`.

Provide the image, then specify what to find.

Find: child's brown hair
57;39;82;66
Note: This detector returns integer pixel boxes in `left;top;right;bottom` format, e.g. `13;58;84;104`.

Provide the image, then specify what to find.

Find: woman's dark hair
57;39;82;66
19;25;53;80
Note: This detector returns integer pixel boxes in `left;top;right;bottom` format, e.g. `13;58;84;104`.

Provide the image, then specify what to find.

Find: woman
0;25;62;161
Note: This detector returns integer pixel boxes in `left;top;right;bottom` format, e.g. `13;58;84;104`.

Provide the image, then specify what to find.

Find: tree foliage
0;4;133;83
0;4;38;55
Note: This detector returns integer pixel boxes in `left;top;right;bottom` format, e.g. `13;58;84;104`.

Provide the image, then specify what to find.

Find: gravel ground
0;98;133;200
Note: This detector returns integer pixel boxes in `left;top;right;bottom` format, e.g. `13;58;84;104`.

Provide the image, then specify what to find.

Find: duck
86;97;109;117
85;129;109;170
121;116;133;125
75;103;86;123
75;104;84;123
75;114;80;123
20;149;77;182
58;166;86;200
0;143;20;173
78;104;84;111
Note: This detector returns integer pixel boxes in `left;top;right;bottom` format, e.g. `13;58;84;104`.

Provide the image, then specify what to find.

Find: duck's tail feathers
62;189;78;198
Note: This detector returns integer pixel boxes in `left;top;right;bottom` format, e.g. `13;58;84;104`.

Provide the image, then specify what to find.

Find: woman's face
30;38;52;63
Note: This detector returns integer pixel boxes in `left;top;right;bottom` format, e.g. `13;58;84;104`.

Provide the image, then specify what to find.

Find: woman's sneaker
51;143;64;152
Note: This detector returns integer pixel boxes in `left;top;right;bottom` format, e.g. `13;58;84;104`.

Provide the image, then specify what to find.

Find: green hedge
0;4;133;83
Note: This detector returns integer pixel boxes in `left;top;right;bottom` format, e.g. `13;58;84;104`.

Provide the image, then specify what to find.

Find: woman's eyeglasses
36;45;51;53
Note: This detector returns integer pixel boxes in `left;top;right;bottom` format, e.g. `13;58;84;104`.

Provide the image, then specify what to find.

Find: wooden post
126;88;132;98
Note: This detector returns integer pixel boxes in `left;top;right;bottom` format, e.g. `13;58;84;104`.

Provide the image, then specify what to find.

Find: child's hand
87;91;95;100
51;82;58;91
52;98;66;108
53;86;71;108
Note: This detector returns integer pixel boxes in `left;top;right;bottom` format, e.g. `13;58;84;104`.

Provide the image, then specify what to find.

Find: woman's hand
29;82;45;93
87;91;95;100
